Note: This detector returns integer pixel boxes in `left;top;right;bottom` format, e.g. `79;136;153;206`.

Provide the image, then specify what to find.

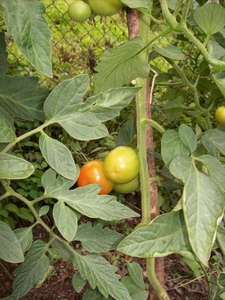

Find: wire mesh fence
0;0;128;88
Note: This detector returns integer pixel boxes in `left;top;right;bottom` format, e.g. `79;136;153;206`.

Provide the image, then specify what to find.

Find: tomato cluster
68;0;123;23
77;146;140;195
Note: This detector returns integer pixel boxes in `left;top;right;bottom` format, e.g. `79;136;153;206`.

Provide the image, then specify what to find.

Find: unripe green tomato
103;146;140;184
68;1;91;23
88;0;123;16
113;175;139;194
215;106;225;125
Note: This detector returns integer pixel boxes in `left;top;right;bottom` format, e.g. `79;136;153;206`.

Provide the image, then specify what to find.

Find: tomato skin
68;1;91;23
215;106;225;125
88;0;123;16
103;146;140;184
113;175;139;194
77;160;114;195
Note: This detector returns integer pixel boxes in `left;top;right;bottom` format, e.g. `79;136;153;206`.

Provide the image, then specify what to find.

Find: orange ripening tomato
77;160;114;195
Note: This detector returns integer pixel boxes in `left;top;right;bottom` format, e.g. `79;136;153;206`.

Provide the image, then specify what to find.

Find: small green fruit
68;1;91;23
88;0;123;16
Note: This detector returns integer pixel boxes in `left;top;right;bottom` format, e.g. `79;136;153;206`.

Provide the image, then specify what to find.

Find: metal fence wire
0;0;128;88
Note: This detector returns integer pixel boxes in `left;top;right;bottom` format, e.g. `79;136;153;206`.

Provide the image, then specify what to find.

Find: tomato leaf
42;168;76;194
72;273;87;293
178;124;197;153
0;76;49;121
118;210;193;259
73;252;132;300
196;155;225;191
0;221;24;263
51;239;75;262
121;276;149;300
14;227;33;253
53;201;78;242
0;109;16;143
126;262;146;290
202;129;225;156
39;133;78;180
170;155;225;266
44;74;89;121
193;2;225;35
93;37;150;93
1;0;52;77
44;75;139;140
42;169;139;220
12;240;50;300
154;45;185;60
116;117;136;147
74;222;124;253
84;87;140;122
161;129;190;167
0;153;34;180
51;240;131;300
50;185;139;220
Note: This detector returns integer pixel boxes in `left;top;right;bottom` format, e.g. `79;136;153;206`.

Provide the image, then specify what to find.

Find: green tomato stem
147;258;171;300
180;0;192;26
136;12;151;226
1;120;52;154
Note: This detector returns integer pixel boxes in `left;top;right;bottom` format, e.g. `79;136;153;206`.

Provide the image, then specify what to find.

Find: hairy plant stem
136;5;170;300
180;0;192;26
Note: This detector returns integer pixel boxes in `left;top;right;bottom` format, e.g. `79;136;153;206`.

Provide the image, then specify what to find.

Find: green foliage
119;125;225;267
1;0;52;77
0;2;139;299
2;0;225;299
0;221;24;263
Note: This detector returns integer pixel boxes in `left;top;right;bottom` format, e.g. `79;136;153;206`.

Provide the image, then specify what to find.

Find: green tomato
68;1;91;23
103;146;140;184
113;175;139;194
215;106;225;125
88;0;123;16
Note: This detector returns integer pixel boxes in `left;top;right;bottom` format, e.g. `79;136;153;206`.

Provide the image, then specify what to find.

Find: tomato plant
215;106;225;125
77;160;114;195
68;0;91;23
3;1;225;300
113;175;139;194
103;146;140;184
88;0;123;16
